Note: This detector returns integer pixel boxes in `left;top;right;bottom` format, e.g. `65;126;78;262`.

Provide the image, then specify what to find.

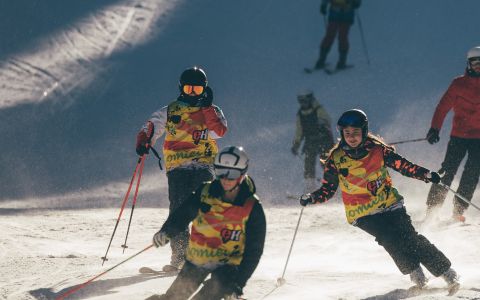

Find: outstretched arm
383;146;430;182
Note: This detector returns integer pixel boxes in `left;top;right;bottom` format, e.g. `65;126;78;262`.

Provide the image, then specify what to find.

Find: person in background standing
314;0;361;70
424;46;480;223
291;89;334;192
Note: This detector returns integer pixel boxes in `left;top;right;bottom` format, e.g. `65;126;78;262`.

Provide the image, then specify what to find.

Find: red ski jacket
431;73;480;139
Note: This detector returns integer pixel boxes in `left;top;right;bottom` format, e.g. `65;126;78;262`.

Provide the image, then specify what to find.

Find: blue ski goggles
214;167;244;180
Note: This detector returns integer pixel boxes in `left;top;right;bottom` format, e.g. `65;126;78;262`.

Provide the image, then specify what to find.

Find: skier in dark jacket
300;109;460;293
291;90;334;192
314;0;361;70
136;66;228;272
146;146;266;300
425;46;480;222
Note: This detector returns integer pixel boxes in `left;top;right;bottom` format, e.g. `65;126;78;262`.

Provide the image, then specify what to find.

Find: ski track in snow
0;0;180;109
0;205;479;300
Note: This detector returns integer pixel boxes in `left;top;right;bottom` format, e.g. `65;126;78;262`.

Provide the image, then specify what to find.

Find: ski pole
101;156;143;265
121;154;147;253
355;11;370;65
389;137;427;145
277;207;304;286
56;244;154;300
439;183;480;212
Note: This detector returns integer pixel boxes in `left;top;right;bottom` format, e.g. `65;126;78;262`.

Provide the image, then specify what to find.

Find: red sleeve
431;80;456;130
202;106;227;137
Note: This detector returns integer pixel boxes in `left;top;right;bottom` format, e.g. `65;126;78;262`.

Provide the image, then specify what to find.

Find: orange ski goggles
183;85;204;95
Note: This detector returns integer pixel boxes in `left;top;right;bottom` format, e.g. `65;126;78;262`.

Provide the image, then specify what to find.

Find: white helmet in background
214;146;249;180
297;88;315;106
467;46;480;75
467;46;480;60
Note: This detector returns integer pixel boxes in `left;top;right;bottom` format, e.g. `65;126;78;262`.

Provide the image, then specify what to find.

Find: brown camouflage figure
291;90;334;192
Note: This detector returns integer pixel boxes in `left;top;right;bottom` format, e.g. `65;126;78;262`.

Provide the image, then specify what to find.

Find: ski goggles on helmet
469;57;480;66
182;85;204;95
214;166;243;180
297;94;313;103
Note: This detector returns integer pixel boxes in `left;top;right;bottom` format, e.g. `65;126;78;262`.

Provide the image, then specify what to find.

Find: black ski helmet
337;109;369;143
178;67;208;93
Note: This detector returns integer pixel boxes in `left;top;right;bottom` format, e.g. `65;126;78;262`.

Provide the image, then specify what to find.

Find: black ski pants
157;261;238;300
355;208;451;276
426;137;480;215
166;166;214;267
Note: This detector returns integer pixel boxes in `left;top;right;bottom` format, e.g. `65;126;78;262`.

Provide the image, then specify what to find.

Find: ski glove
153;230;170;247
197;86;213;107
426;127;440;144
320;3;327;15
426;171;441;184
136;121;154;156
300;193;314;206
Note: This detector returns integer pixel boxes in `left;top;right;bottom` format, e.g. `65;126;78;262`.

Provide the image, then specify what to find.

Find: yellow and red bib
186;183;257;268
163;101;218;170
332;145;402;224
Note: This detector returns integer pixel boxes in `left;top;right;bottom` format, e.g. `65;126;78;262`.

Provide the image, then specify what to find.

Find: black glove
197;86;213;107
291;146;299;156
427;171;441;184
426;127;440;144
320;4;327;15
300;193;314;206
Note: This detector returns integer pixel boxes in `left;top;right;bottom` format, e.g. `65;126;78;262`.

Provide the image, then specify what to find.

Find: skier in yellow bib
136;66;228;272
300;109;460;294
147;146;266;300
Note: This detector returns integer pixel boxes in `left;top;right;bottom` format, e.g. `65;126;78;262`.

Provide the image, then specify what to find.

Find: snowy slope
0;0;479;299
1;205;479;300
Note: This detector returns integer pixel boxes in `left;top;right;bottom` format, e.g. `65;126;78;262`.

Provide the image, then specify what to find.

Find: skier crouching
300;109;460;293
146;146;266;300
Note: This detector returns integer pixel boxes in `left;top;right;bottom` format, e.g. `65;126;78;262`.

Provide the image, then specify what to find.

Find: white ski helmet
214;146;249;180
467;46;480;60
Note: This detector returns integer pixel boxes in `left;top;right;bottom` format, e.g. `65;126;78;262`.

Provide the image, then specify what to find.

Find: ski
407;285;460;297
139;266;179;276
324;65;354;75
304;63;329;74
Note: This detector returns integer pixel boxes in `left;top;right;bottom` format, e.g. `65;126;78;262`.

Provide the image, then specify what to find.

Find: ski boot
409;266;428;289
314;47;330;69
336;50;349;70
452;213;466;223
442;268;460;295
